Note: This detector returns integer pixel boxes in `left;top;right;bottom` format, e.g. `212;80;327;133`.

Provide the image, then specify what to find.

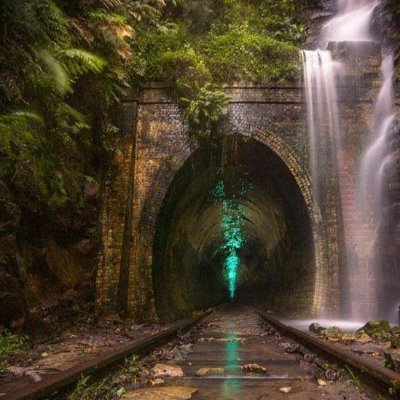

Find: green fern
61;48;107;76
0;112;43;150
179;82;231;143
36;49;71;94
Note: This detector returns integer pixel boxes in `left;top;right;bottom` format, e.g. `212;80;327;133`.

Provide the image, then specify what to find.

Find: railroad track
4;311;213;400
3;306;400;399
255;309;400;397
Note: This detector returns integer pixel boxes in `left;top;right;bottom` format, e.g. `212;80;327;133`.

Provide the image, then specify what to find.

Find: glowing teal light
222;332;241;396
213;178;246;299
225;251;240;298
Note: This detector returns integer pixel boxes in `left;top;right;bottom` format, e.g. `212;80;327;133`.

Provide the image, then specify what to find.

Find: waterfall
360;54;395;210
301;50;341;200
301;0;396;320
320;0;378;46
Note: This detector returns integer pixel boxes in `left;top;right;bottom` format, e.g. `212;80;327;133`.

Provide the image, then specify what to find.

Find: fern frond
0;111;43;150
88;11;128;25
33;0;70;47
98;0;123;10
61;48;107;76
37;49;71;95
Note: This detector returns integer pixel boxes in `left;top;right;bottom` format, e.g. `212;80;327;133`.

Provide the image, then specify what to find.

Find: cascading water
360;54;395;209
320;0;378;46
301;50;341;201
301;0;397;321
355;54;395;320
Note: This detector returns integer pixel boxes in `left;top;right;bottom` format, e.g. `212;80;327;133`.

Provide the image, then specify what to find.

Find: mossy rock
357;320;392;340
391;327;400;348
322;326;344;339
309;322;326;335
383;351;400;372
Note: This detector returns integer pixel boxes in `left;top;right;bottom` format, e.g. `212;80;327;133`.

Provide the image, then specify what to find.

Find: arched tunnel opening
153;136;315;321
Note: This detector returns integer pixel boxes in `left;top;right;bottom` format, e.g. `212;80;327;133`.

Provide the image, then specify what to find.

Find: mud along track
5;311;212;400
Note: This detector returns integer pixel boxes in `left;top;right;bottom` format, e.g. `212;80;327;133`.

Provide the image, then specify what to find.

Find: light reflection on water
221;332;241;399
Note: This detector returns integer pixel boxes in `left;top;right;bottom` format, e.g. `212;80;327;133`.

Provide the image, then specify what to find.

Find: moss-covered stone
357;320;392;339
322;327;345;340
309;322;326;335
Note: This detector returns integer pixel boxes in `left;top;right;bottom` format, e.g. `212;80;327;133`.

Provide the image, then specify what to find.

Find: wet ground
125;307;379;399
0;318;169;397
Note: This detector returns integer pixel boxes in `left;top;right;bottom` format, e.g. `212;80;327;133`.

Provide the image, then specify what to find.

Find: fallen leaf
280;387;292;393
318;379;327;386
150;378;164;386
195;367;224;377
240;363;267;374
151;363;183;378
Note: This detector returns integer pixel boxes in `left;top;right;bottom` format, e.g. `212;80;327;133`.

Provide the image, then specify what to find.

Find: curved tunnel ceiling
153;137;314;321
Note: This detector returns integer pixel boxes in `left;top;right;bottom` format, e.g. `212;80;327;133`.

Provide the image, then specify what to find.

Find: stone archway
136;133;329;320
96;86;340;321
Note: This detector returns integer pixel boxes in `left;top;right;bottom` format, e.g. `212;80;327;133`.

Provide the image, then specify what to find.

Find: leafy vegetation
0;0;170;220
0;329;28;373
67;355;140;399
179;83;231;144
0;0;314;217
130;0;309;86
0;330;27;355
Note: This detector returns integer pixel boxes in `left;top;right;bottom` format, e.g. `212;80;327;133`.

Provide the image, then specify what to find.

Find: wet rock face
0;183;25;327
378;112;400;319
305;0;336;47
0;176;99;333
0;270;25;327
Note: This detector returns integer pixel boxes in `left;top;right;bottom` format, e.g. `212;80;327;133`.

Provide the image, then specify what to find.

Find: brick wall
96;64;379;320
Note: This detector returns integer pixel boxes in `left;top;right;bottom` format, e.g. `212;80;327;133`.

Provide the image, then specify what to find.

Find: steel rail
5;310;213;400
255;309;400;396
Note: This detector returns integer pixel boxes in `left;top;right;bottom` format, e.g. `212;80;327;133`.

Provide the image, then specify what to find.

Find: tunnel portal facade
96;76;378;321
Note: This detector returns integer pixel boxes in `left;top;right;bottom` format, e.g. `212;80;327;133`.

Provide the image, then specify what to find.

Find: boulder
309;322;326;335
357;320;391;339
391;327;400;349
383;351;400;372
151;363;184;378
355;332;373;344
322;326;344;340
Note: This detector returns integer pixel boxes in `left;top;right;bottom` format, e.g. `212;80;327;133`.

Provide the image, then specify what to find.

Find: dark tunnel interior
153;137;315;321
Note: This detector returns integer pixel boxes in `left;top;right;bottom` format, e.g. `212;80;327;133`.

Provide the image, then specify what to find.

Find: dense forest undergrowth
0;0;399;341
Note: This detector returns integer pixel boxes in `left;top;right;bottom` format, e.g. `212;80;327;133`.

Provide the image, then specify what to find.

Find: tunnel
153;136;315;321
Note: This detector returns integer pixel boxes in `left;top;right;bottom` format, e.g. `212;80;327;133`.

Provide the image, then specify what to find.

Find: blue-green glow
213;179;246;299
222;332;241;397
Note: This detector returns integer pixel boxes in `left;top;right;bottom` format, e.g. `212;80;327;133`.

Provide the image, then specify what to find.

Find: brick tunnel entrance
153;137;315;321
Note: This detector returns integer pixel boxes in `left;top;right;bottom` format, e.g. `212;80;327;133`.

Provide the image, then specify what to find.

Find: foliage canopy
0;0;313;223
